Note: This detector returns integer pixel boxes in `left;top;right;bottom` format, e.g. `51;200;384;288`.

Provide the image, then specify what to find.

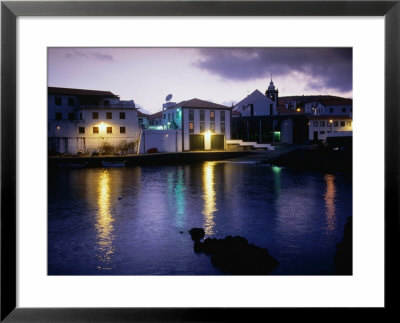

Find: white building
306;98;353;141
233;78;279;116
48;87;140;155
162;98;231;151
309;115;353;141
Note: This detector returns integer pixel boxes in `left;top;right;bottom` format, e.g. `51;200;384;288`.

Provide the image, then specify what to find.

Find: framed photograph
1;0;399;321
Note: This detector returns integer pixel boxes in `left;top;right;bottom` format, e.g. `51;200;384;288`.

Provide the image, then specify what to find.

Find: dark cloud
65;50;114;61
193;48;352;93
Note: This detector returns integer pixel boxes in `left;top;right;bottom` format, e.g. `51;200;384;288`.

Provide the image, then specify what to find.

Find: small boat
101;160;126;168
58;161;88;168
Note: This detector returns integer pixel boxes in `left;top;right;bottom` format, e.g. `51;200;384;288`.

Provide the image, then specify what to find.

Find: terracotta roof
148;111;163;119
48;86;118;97
308;115;352;120
137;111;150;117
318;98;352;106
171;98;230;110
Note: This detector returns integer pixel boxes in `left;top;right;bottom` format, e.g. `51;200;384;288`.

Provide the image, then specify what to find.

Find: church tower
265;76;279;115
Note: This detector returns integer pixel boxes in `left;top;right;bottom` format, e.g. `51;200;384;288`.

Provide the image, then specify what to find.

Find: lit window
79;127;85;134
210;110;215;120
189;122;194;133
92;112;99;119
120;127;126;133
107;127;112;134
93;127;99;133
106;112;112;119
347;121;352;127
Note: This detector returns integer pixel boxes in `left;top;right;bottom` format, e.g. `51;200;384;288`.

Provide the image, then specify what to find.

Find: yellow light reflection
202;161;217;235
95;170;115;270
324;174;336;234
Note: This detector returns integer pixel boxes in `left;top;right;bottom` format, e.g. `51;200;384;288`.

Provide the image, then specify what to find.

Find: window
200;122;205;133
221;122;225;133
347;121;352;127
220;111;225;122
340;121;345;127
107;127;112;134
79;113;82;120
55;112;62;121
55;97;62;105
68;98;75;106
189;110;194;121
320;121;325;127
189;122;194;133
68;113;74;121
120;127;126;133
106;112;112;119
320;131;325;134
120;112;125;119
79;127;85;134
200;110;205;121
210;122;215;133
329;108;334;113
342;107;346;113
92;112;99;119
104;100;110;106
172;112;174;120
163;113;166;119
333;121;338;127
168;113;170;121
210;110;215;120
93;127;99;134
313;121;318;127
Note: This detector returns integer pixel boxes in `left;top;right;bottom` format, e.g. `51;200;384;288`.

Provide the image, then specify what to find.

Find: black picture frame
1;1;399;321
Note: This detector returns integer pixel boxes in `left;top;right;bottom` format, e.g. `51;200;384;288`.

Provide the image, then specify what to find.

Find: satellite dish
165;94;173;102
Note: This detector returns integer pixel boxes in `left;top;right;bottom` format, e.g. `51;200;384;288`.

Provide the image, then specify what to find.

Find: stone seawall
49;151;256;168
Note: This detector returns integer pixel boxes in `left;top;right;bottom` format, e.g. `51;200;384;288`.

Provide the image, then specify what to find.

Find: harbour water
48;161;352;275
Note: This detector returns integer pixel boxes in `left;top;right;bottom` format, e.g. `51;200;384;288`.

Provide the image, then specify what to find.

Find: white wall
309;118;353;140
139;130;182;153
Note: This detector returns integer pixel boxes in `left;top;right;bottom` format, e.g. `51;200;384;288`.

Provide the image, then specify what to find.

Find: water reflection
202;161;217;235
167;168;186;228
324;174;337;239
95;170;115;270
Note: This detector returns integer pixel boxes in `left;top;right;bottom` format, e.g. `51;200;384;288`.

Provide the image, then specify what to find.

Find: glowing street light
99;122;107;132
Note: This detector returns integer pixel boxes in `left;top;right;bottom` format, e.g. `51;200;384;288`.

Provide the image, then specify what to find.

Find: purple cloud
193;48;352;93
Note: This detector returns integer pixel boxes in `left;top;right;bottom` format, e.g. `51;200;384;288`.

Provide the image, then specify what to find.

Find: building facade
162;98;231;151
48;87;140;155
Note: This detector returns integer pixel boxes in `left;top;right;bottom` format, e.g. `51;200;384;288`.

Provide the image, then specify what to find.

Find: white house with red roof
48;87;140;155
306;97;353;141
162;98;232;151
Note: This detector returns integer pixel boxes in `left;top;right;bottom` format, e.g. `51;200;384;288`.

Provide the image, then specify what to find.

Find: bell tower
265;75;279;115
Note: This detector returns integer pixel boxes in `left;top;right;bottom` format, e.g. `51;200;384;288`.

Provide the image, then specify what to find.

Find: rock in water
334;216;352;275
189;228;205;241
194;235;279;275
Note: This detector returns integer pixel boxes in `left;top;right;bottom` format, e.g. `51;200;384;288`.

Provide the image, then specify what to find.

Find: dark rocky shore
189;228;279;275
261;146;352;174
334;216;353;275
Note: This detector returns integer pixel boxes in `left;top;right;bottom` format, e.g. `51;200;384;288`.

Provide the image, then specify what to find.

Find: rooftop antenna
165;94;173;102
